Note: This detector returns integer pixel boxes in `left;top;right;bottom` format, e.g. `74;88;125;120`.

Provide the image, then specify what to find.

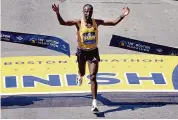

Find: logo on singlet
83;32;96;45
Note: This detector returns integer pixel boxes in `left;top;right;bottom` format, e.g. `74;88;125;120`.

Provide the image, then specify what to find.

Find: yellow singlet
77;18;98;50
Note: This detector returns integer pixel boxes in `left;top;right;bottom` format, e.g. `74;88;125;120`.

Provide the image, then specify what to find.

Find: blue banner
1;31;70;56
109;34;178;56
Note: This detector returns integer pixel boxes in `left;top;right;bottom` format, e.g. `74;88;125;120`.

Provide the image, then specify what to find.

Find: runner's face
83;7;93;20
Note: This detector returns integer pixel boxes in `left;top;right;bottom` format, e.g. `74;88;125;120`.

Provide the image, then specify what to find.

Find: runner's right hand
52;4;59;13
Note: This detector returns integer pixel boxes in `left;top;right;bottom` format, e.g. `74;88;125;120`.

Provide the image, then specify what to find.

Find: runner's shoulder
93;18;103;25
74;19;81;24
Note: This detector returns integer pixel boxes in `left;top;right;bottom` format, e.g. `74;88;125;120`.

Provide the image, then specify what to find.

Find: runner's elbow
59;22;66;25
110;22;117;26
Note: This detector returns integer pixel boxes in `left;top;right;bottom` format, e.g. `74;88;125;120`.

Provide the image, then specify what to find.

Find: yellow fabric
77;18;98;50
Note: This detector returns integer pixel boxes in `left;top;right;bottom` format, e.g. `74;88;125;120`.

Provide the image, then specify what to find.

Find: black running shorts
76;47;100;63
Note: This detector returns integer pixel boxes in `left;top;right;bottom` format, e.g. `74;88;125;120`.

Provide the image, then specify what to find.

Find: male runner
52;3;130;113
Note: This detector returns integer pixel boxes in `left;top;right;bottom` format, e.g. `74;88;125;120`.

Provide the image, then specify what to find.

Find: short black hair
83;4;93;10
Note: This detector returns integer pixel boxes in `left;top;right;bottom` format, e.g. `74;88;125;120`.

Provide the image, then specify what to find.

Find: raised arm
52;3;80;26
96;7;130;26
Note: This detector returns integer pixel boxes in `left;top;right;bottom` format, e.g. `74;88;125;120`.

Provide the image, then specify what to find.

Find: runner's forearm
113;14;125;25
56;12;66;25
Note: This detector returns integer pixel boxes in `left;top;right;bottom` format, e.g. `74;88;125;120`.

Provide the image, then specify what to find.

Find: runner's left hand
122;7;130;17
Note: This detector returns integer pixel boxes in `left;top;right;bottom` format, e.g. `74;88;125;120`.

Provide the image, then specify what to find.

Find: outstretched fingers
52;4;59;12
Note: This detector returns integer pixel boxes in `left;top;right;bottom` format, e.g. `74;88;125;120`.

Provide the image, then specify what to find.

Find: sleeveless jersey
77;18;98;50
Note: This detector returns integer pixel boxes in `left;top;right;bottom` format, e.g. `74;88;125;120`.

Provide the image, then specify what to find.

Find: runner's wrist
120;14;125;19
56;12;60;15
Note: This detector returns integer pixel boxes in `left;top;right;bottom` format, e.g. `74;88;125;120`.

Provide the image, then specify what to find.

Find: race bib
83;32;96;45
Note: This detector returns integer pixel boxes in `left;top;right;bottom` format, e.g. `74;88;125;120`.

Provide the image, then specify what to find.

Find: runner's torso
76;18;98;50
